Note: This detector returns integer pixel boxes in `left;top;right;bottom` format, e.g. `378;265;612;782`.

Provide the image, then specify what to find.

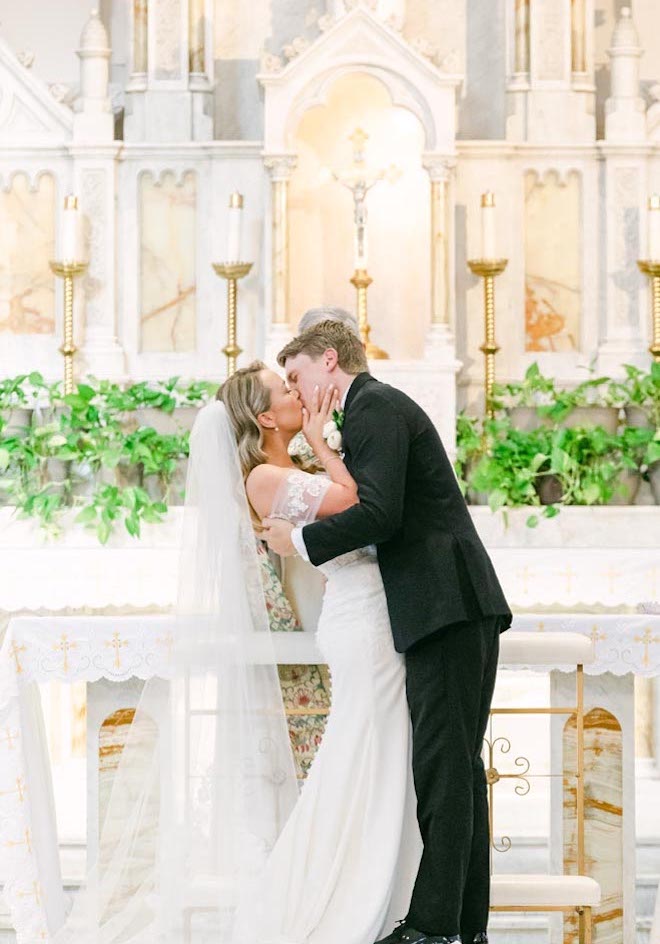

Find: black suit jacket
302;373;512;652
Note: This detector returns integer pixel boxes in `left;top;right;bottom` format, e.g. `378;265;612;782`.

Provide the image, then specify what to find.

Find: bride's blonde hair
216;361;271;482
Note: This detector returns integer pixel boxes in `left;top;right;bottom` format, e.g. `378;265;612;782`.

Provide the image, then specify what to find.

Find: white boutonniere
323;408;345;453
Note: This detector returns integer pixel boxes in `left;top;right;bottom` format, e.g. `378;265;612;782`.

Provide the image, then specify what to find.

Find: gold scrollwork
484;734;532;855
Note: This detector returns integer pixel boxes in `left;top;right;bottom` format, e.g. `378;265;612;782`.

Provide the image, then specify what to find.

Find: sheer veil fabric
51;400;299;943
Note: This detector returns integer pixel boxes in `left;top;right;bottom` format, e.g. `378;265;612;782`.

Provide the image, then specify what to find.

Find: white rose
326;429;343;452
322;420;337;440
49;434;67;447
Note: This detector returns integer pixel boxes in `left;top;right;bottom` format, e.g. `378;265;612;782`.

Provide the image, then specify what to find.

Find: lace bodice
270;469;377;577
270;469;331;527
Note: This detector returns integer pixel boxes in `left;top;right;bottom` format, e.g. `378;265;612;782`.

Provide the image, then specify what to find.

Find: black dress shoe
375;923;427;944
470;935;488;943
427;936;461;944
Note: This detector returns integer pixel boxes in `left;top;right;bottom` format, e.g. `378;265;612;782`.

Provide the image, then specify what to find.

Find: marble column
571;0;587;75
72;154;126;378
73;10;126;378
264;155;297;364
130;0;148;81
598;157;649;373
124;0;213;141
188;0;205;73
421;154;458;363
514;0;530;75
506;0;594;142
551;671;636;944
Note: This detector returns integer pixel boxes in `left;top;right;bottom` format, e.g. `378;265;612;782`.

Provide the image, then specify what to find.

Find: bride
50;360;421;944
221;362;422;944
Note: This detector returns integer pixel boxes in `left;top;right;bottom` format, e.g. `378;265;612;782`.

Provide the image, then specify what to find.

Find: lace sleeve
270;470;331;527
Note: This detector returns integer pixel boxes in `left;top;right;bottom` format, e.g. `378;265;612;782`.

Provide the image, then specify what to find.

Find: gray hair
297;306;361;339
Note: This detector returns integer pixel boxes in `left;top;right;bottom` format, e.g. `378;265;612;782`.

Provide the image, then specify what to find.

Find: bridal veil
50;399;299;943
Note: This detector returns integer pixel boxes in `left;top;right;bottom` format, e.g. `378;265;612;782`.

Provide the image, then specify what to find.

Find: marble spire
605;6;645;141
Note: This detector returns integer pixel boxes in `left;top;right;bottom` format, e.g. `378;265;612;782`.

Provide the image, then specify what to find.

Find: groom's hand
262;517;296;557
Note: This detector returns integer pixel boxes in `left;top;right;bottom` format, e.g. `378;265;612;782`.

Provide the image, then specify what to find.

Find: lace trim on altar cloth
270;470;331;527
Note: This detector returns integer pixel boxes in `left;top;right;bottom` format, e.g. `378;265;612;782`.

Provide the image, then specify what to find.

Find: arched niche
288;71;428;358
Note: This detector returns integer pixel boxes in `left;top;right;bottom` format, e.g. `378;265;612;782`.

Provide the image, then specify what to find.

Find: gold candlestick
48;260;88;395
637;260;660;361
212;262;253;376
350;268;388;359
467;258;508;418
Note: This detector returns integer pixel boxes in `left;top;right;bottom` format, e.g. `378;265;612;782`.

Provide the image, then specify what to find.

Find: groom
262;320;512;944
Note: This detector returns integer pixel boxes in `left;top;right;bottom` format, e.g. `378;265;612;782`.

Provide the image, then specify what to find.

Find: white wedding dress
245;469;423;944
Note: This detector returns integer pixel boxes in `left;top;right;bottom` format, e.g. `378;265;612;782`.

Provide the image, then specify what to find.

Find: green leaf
526;514;539;528
75;506;97;524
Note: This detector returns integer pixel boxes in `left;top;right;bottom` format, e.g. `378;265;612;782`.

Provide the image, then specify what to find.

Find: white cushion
491;874;601;907
499;632;593;667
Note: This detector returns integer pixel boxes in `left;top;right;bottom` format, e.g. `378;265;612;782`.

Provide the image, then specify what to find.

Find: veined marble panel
524;170;581;353
0;172;55;335
98;707;159;917
155;0;182;78
139;170;197;352
563;708;623;944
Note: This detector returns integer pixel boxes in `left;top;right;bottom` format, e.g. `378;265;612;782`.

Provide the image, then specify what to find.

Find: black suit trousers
404;615;501;940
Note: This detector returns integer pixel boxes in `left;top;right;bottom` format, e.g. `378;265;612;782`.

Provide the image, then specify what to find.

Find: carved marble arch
259;7;461;157
284;65;436;153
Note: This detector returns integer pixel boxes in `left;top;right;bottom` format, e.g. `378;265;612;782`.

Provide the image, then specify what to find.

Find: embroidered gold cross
9;640;26;674
0;776;27;802
104;631;128;669
516;565;535;595
156;632;174;660
53;633;78;674
17;880;41;904
558;565;577;595
634;626;660;667
5;827;32;853
536;620;545;632
601;567;621;594
590;625;606;657
0;727;19;750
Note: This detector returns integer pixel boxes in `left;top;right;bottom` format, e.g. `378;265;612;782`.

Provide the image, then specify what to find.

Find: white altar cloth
1;507;658;611
1;612;660;943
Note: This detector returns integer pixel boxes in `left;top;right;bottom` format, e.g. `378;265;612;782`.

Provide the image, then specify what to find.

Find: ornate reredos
0;35;73;147
258;5;462;154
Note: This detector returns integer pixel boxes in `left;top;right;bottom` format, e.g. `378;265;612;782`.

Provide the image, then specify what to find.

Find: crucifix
328;127;401;359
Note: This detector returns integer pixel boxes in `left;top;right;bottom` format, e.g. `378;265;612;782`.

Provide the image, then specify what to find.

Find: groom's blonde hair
277;320;369;374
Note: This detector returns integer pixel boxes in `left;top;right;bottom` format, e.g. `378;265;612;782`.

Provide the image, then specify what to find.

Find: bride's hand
302;384;341;458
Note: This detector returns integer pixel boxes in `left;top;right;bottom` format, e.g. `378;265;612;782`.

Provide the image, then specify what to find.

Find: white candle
227;191;243;262
648;194;660;261
60;194;85;262
480;191;496;259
